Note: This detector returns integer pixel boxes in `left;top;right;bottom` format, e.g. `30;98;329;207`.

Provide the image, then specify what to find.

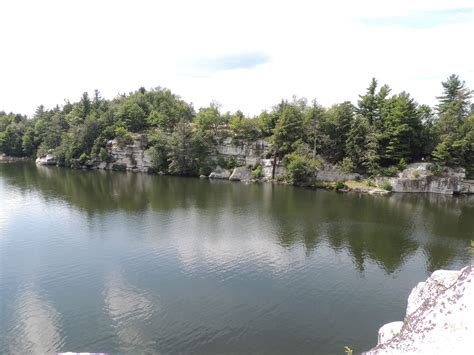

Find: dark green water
0;162;472;354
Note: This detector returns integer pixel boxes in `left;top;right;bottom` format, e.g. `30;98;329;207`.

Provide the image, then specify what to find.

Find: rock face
315;160;362;182
107;136;152;173
213;137;269;166
0;154;28;163
229;167;252;181
209;166;231;179
376;163;472;195
261;159;287;179
364;265;473;354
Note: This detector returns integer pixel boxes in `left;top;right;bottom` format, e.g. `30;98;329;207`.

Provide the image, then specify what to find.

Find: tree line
0;74;472;179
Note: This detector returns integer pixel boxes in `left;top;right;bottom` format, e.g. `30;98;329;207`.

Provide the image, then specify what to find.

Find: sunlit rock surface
261;158;287;179
214;137;269;166
35;151;57;165
209;166;231;179
364;265;473;354
229;166;252;181
376;163;473;195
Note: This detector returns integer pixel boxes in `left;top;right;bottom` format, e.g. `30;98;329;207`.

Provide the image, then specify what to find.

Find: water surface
0;162;472;354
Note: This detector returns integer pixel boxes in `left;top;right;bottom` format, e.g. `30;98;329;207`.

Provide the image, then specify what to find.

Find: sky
0;0;473;117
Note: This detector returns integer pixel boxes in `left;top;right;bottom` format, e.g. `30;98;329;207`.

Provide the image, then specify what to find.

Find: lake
0;162;472;354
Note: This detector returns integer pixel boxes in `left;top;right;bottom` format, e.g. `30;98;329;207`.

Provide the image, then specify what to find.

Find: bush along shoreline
2;74;473;194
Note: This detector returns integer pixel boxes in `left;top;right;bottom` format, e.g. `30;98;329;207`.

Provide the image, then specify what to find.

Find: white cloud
0;0;473;116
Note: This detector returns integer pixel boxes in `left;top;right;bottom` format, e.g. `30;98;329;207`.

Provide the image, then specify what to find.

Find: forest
1;74;473;181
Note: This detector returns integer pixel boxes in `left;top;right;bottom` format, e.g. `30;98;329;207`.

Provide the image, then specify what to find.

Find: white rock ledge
364;265;473;354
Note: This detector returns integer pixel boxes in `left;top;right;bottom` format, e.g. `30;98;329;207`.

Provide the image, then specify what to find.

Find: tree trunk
313;136;317;158
272;152;277;179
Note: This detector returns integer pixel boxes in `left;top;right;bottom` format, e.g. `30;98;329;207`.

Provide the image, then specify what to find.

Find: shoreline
29;160;473;196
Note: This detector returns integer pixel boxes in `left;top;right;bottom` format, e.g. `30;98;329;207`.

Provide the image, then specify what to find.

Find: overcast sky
1;0;473;117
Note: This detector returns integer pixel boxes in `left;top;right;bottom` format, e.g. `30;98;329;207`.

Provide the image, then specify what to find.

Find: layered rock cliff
376;163;473;195
36;135;473;193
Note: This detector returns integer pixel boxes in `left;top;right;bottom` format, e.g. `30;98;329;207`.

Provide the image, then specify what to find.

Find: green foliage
283;148;319;184
380;180;393;191
366;178;376;187
337;157;356;174
0;75;472;180
335;180;348;190
112;163;126;171
194;103;225;141
429;163;446;176
78;153;89;165
230;111;261;141
252;164;264;179
114;127;133;147
271;100;305;156
99;147;110;162
168;119;195;175
147;128;170;172
379;166;399;177
398;158;407;171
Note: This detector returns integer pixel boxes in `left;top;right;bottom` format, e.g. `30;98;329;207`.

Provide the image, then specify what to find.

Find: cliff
364;265;473;354
35;136;473;193
376;163;473;195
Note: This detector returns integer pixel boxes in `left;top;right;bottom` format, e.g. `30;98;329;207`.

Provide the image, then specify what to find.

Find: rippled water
0;162;473;354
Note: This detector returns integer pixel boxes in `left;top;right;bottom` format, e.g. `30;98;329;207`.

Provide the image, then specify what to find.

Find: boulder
229;167;252;181
364;266;473;354
209;166;231;179
35;153;56;165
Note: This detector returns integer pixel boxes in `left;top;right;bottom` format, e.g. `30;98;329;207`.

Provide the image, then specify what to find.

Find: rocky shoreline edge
33;135;473;195
363;265;473;354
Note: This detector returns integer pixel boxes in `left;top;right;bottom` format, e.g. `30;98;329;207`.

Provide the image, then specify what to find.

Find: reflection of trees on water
1;162;472;274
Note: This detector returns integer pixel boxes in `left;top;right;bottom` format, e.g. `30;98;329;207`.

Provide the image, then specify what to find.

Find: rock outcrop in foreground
364;265;473;354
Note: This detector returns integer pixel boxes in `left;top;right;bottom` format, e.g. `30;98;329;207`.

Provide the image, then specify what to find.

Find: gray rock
214;137;269;166
209;166;231;179
35;153;56;165
375;162;472;195
229;167;252;181
261;159;287;179
364;266;473;354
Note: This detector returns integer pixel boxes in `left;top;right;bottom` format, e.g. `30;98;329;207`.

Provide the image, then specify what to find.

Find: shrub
276;174;286;182
429;163;446;176
112;163;126;171
366;178;376;187
78;153;89;165
335;180;347;190
283;151;319;184
380;166;399;177
398;158;407;171
337;157;356;174
114;127;133;148
99;147;109;162
252;164;264;179
380;180;393;191
226;156;239;170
